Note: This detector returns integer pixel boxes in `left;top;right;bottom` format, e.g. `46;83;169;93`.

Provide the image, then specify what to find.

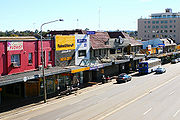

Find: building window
144;21;146;24
156;21;159;24
164;30;168;33
144;26;146;28
170;20;173;23
164;20;168;23
174;30;176;32
148;26;151;28
48;51;52;61
170;30;172;32
11;54;20;66
156;26;159;28
148;21;150;24
174;20;176;23
144;30;146;33
174;25;176;28
164;25;168;28
170;25;172;28
28;53;33;64
152;21;155;24
152;35;155;38
152;26;155;29
78;50;86;57
161;21;164;24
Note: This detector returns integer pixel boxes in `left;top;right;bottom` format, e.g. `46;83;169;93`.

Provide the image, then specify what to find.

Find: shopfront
40;75;56;96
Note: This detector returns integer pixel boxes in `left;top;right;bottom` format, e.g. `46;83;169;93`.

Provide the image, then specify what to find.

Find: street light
40;19;64;103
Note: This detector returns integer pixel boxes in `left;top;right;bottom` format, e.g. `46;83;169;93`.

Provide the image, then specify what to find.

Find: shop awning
0;67;70;86
67;66;90;73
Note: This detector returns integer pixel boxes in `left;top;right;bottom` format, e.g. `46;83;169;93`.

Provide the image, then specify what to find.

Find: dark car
155;67;166;74
171;59;178;64
116;73;132;83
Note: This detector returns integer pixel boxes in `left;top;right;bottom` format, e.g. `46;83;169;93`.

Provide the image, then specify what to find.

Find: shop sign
0;88;2;92
55;80;58;85
86;31;96;35
101;69;104;74
90;66;98;70
61;73;73;76
71;67;90;73
77;39;87;43
55;35;75;51
7;42;23;51
60;57;72;61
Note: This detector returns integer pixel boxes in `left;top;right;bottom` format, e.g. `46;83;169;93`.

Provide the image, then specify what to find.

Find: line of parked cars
115;57;180;83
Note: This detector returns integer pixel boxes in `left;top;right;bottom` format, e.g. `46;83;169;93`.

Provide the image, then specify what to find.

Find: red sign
7;42;23;51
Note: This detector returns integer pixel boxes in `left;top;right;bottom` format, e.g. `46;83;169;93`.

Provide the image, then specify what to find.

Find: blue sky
0;0;180;32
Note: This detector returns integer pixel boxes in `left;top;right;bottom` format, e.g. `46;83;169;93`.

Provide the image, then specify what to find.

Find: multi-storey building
138;8;180;44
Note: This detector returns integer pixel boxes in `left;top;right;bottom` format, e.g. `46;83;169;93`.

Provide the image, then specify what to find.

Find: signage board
86;31;96;35
158;44;165;47
77;39;87;43
55;35;75;51
7;42;23;51
71;67;90;73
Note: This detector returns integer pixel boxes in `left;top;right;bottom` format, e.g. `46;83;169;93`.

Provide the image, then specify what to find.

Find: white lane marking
143;108;152;115
173;109;180;117
169;91;175;96
95;75;179;120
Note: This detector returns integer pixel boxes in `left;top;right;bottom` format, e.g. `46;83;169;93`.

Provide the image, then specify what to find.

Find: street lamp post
40;19;64;103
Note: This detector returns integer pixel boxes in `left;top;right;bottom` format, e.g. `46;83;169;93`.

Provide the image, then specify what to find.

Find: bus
138;58;161;74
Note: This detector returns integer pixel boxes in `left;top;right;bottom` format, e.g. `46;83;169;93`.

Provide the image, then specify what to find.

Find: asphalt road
1;63;180;120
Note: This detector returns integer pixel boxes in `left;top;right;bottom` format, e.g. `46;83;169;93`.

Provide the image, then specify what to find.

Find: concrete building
138;8;180;44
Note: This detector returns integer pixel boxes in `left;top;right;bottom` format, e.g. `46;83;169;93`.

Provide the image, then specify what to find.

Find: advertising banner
55;35;75;51
7;42;23;51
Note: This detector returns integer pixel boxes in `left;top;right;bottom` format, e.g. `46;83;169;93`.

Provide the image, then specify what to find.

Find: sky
0;0;180;32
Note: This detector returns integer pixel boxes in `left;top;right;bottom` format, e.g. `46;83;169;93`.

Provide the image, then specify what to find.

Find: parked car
116;73;132;83
177;58;180;62
171;59;178;64
155;67;166;74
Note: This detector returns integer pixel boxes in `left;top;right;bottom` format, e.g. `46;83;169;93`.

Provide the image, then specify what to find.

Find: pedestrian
102;75;106;84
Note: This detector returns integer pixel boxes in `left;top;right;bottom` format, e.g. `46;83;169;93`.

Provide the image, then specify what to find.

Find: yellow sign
55;35;75;51
71;67;90;73
60;57;72;61
176;45;180;50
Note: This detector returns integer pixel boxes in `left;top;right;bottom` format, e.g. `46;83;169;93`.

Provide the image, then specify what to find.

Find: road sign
86;31;96;35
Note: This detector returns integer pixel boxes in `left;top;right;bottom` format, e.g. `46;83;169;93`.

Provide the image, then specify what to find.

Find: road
1;63;180;120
